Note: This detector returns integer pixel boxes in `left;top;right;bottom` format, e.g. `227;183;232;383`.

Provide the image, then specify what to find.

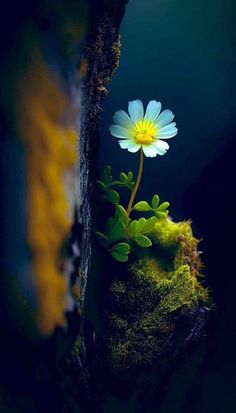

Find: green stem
126;148;144;219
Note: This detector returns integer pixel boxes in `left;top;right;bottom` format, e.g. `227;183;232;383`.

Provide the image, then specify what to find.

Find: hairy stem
126;148;144;219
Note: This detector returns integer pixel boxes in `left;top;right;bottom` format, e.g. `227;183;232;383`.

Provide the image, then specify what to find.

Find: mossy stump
98;217;210;378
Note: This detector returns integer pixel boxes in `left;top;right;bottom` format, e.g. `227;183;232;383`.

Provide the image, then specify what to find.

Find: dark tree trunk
0;0;128;411
80;0;129;306
62;0;129;409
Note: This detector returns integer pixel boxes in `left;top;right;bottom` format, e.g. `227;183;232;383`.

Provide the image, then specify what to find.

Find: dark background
98;0;236;411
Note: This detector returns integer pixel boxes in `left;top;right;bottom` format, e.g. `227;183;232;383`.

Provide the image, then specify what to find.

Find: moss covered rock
104;217;209;374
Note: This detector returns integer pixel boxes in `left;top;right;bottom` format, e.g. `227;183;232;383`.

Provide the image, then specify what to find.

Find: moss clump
152;217;202;278
104;217;209;374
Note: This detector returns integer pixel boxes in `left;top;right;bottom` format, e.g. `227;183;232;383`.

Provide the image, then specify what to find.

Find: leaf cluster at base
95;166;171;262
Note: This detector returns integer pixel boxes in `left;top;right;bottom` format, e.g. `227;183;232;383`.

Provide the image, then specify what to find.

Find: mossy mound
105;217;209;374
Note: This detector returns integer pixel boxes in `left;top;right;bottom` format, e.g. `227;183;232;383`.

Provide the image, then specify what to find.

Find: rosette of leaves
96;166;170;263
96;165;135;205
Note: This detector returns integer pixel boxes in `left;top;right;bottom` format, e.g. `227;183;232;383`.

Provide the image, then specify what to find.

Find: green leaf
116;205;128;222
127;172;133;182
109;180;133;191
154;211;167;219
101;170;109;185
133;201;152;212
108;218;125;242
134;235;152;248
111;180;123;186
96;180;107;191
110;242;130;262
120;172;127;183
111;242;130;253
101;166;113;185
157;202;170;211
111;251;129;262
151;194;160;209
136;217;146;233
128;220;138;237
107;189;120;205
95;231;108;241
105;165;112;173
142;216;157;233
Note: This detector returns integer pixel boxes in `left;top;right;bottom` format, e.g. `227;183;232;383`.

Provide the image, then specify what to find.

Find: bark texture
62;0;129;409
0;1;128;411
80;0;128;305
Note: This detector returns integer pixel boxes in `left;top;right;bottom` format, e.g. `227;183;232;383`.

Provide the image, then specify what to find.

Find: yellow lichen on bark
16;48;78;336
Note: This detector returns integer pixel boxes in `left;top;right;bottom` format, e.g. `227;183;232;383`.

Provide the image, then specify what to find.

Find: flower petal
118;139;134;149
128;100;144;123
156;147;167;156
156;109;175;128
144;100;162;122
158;122;178;139
109;124;131;139
154;140;170;150
142;145;159;157
127;144;141;153
113;110;134;128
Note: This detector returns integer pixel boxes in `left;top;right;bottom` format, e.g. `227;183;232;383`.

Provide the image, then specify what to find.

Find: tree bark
0;0;128;411
66;0;129;408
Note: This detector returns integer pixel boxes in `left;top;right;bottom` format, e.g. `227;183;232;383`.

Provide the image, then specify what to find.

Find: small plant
96;99;178;262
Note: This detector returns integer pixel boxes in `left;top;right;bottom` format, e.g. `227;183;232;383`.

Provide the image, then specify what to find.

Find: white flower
109;99;178;157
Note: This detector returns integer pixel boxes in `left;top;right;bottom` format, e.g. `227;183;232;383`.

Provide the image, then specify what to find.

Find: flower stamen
136;133;153;144
134;119;157;145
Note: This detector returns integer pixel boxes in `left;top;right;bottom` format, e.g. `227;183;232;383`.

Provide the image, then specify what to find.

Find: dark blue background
99;0;235;220
98;0;236;411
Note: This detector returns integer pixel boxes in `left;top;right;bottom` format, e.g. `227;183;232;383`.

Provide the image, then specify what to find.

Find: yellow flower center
136;133;153;144
133;119;157;145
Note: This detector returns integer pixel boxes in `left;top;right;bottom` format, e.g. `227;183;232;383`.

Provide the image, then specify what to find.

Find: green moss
151;217;202;277
107;306;175;372
104;217;210;374
152;218;194;249
109;314;129;331
157;265;201;312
